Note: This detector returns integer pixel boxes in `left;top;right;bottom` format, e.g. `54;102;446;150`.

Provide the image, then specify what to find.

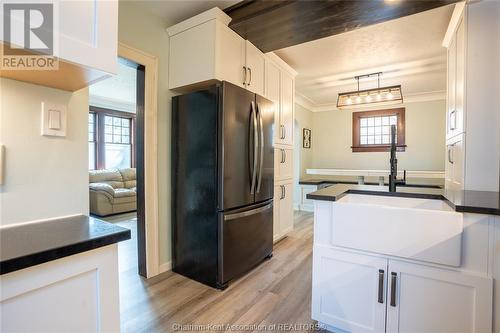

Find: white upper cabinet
265;54;297;147
168;8;267;94
0;0;118;91
59;0;118;75
244;40;266;96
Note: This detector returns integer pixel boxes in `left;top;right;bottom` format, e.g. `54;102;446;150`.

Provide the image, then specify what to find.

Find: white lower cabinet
312;247;387;333
274;181;293;242
312;247;493;333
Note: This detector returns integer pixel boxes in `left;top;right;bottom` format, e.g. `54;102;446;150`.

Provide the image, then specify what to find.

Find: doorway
88;58;147;277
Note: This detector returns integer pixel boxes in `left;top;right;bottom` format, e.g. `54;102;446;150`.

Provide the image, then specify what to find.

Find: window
88;113;96;170
89;106;135;170
352;108;406;152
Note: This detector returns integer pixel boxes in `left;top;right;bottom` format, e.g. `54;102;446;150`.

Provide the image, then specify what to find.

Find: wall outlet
41;102;67;137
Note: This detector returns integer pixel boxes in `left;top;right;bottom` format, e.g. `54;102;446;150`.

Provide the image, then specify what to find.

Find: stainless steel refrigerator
172;81;274;289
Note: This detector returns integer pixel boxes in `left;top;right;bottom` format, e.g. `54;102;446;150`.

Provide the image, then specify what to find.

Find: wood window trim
352;108;406;153
88;112;98;170
89;106;136;169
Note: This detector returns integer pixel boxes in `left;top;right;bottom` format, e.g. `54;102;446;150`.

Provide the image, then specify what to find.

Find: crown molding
295;90;446;113
89;95;136;113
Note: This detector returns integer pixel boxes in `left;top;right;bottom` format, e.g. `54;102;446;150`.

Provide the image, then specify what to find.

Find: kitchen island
0;215;130;332
308;184;499;333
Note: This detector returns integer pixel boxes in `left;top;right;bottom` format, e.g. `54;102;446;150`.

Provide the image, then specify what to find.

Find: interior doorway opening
88;57;147;277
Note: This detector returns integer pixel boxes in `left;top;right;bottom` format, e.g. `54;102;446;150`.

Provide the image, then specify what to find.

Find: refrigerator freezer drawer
219;201;273;284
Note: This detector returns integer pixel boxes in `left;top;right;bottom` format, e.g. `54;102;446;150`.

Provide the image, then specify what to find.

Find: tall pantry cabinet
444;1;500;192
265;53;297;242
167;8;298;243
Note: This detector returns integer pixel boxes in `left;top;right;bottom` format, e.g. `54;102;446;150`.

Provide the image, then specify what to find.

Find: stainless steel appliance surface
172;81;274;289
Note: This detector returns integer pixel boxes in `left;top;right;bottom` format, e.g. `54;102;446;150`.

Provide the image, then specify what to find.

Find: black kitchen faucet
388;124;406;192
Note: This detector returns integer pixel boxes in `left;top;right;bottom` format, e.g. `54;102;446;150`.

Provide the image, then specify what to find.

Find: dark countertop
0;215;131;275
299;176;444;188
306;184;500;216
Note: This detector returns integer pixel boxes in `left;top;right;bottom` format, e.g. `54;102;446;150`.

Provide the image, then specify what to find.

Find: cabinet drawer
274;148;293;180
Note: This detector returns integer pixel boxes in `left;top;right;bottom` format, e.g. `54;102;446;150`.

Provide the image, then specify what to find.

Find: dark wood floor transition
119;211;320;333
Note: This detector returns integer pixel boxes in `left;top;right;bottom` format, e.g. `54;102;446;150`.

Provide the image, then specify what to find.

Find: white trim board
296;91;446;113
306;169;445;179
118;43;160;279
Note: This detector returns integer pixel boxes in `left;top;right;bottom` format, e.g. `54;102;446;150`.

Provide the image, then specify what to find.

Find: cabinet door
445;134;464;190
265;59;281;145
312;247;388;333
454;16;465;136
216;22;246;89
446;35;457;140
245;40;265;96
273;185;281;242
278;182;294;236
386;260;492;333
59;0;118;74
274;148;293;181
280;71;294;146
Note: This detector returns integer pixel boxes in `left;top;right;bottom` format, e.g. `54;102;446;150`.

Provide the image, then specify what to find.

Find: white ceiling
139;0;239;25
89;61;137;113
275;4;455;107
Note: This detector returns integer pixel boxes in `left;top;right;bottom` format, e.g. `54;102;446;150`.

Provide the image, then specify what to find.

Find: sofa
89;168;137;216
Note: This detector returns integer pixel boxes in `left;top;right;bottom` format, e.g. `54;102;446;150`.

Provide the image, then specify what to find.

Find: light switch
48;109;61;129
41;102;67;137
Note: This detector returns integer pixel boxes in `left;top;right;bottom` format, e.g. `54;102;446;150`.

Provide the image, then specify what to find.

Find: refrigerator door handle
250;101;258;194
224;203;273;221
256;103;264;193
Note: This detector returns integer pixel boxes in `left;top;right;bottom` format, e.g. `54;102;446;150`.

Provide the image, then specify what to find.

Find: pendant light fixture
337;72;403;109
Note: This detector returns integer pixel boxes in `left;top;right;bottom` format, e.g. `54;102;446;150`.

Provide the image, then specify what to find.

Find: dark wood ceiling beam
224;0;459;52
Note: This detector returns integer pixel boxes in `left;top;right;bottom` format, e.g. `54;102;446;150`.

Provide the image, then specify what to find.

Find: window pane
122;118;129;127
113;134;121;143
105;134;112;143
374;117;382;126
367;127;375;135
375;136;382;144
105;116;113;125
360;127;367;135
382;116;389;125
123;127;129;135
367;117;374;126
105;144;131;169
360;118;368;127
360;136;367;145
390;116;397;125
122;135;130;144
89;143;95;170
383;135;390;144
113;117;121;126
105;125;113;134
367;136;375;144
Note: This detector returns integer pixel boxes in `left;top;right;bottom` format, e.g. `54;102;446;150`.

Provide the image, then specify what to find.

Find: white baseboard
159;261;172;274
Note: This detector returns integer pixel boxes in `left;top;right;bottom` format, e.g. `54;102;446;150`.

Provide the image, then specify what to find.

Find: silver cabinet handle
448;145;454;164
250;101;258;194
248;67;252;86
280;149;285;163
283;150;286;163
243;66;247;86
280;125;285;140
280;185;285;200
390;272;397;307
378;270;385;304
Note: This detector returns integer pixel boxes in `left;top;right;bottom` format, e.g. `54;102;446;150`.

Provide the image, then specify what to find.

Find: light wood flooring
118;211;320;333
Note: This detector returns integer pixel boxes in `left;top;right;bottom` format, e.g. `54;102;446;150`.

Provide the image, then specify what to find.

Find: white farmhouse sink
331;194;463;266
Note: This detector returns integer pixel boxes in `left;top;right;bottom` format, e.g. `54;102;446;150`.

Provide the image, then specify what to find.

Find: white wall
294;103;314;178
118;1;173;267
0;78;89;225
309;100;446;172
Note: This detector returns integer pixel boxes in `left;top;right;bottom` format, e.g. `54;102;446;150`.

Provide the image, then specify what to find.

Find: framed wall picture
303;128;311;148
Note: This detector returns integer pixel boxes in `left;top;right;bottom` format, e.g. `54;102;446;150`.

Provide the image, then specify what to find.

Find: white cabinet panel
216;22;246;89
280;71;294;146
386;260;492;333
59;0;118;74
312;247;387;333
454;16;465;136
265;59;281;144
275;148;293;181
445;133;464;190
1;245;120;332
245;40;265;96
446;35;457;140
273;181;293;242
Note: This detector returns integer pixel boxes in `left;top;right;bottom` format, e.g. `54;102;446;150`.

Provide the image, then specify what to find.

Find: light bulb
355;96;361;104
365;95;372;102
376;93;382;101
346;97;352;105
387;92;394;100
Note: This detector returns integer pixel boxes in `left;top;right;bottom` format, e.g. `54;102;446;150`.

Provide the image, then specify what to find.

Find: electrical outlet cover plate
41;102;67;137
